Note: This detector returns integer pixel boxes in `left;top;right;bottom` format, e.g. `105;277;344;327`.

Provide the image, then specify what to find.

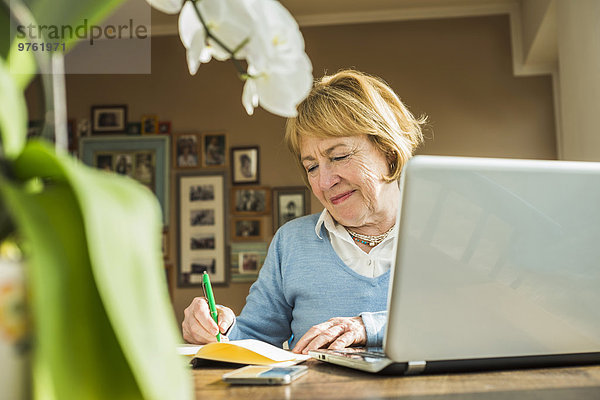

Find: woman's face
300;135;399;230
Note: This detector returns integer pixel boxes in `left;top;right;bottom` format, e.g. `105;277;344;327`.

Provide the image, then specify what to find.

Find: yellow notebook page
193;339;307;365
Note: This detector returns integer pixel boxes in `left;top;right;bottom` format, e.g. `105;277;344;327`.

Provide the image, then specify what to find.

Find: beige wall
60;15;554;329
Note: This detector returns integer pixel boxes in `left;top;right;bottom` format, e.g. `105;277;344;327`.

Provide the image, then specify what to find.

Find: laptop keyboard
329;349;386;359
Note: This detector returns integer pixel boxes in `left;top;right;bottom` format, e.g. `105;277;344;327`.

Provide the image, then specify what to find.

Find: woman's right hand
182;297;236;344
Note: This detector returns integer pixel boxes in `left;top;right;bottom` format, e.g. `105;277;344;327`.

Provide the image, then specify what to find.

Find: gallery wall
57;14;555;327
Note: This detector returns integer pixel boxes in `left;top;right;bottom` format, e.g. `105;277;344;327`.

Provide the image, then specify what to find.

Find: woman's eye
306;165;318;173
333;154;350;162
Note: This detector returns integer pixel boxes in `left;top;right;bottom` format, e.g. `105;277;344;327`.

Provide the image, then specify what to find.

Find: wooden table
193;359;600;399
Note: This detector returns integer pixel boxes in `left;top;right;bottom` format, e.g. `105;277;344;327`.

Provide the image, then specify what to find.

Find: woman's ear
386;152;398;175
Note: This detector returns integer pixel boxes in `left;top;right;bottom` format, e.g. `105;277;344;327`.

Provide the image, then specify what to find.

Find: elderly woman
182;69;425;354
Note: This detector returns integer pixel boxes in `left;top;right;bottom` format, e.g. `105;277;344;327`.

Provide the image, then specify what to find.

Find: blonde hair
285;69;426;186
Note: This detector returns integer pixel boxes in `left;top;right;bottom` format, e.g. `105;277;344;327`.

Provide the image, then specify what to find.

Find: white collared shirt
314;209;397;278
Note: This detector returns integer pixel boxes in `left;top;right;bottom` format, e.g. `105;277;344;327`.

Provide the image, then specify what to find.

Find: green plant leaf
1;160;141;399
3;140;192;400
0;7;10;59
2;0;37;89
28;0;126;51
0;56;28;158
5;0;126;90
7;36;37;90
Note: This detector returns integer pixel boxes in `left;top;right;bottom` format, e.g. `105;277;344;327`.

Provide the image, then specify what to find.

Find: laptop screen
385;156;600;362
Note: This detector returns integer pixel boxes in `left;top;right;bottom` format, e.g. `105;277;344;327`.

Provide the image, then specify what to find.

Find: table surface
192;359;600;400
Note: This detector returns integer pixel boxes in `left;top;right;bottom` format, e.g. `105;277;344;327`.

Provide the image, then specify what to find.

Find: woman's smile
330;190;355;205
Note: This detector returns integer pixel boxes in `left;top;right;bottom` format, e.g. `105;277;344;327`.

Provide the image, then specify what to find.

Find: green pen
202;271;221;342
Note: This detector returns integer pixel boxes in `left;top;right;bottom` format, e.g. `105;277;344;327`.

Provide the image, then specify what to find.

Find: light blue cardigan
228;213;388;348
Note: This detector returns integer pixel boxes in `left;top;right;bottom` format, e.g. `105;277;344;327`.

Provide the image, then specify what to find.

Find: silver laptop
310;155;600;374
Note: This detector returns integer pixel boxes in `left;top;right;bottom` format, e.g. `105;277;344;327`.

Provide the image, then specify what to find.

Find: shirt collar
314;209;398;247
315;209;349;241
314;209;330;239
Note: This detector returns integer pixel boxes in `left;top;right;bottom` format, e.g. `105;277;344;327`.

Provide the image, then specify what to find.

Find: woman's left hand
292;316;367;354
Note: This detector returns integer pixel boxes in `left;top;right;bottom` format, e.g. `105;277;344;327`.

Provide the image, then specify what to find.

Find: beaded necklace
346;225;394;247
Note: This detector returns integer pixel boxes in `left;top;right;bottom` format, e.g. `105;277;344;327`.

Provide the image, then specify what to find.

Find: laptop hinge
405;360;426;375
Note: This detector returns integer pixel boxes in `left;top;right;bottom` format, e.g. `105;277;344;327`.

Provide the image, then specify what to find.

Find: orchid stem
190;0;251;78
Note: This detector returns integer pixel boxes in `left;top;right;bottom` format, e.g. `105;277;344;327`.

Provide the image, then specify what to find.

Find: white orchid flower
242;0;313;117
242;68;260;115
178;2;206;74
178;0;254;74
156;0;314;118
145;0;183;14
246;0;307;64
242;54;312;117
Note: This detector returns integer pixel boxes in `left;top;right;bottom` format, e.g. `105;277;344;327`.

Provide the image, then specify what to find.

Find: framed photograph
231;217;263;241
78;118;91;137
162;227;169;260
173;133;200;168
164;263;174;301
230;242;268;282
91;105;127;134
177;171;228;286
231;186;271;215
158;121;172;134
141;115;158;135
67;118;78;153
201;132;227;167
231;146;259;185
273;186;311;231
127;122;142;135
79;135;170;225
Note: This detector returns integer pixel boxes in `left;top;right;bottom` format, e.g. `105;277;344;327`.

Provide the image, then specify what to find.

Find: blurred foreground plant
0;0;192;398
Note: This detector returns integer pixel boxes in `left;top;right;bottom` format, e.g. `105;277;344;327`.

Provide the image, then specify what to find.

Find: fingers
292;320;335;354
293;320;347;354
292;316;368;354
182;317;217;344
328;331;357;350
300;325;345;354
182;297;233;344
216;305;235;334
182;297;216;344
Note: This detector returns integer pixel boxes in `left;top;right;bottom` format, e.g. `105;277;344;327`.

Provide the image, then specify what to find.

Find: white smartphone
222;365;308;385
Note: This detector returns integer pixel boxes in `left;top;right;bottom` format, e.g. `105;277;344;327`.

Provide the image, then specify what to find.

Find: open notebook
177;339;310;367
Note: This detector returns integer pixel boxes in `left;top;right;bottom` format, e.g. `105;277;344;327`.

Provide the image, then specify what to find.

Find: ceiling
148;0;520;32
282;0;514;14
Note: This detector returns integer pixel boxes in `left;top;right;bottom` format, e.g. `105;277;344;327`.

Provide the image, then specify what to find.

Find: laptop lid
385;155;600;363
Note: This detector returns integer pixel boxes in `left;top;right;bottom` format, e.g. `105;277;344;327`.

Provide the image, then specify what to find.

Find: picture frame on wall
240;253;260;273
126;122;142;135
201;132;227;167
164;263;174;301
79;135;170;225
77;118;91;137
162;227;169;260
173;133;200;168
273;186;311;232
231;217;263;241
231;146;259;185
231;186;271;215
230;242;268;283
177;171;228;286
91;105;127;134
141;114;159;135
67;118;77;153
158;121;172;134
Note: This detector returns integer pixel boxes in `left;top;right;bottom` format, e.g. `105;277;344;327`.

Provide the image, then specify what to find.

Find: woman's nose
318;163;340;190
